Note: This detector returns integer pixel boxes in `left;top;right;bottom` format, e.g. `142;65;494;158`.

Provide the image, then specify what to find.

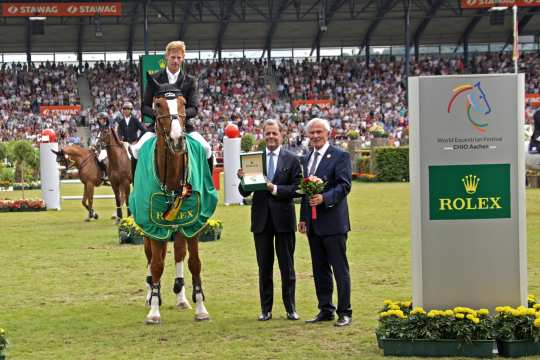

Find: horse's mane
110;127;122;147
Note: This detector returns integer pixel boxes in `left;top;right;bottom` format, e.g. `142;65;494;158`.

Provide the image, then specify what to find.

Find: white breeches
98;149;107;162
130;132;156;159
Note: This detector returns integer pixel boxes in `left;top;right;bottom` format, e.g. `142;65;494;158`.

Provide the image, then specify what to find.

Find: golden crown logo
462;174;480;194
158;58;167;69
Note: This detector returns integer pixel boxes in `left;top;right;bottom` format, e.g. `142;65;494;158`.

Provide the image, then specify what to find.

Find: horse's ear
51;149;59;155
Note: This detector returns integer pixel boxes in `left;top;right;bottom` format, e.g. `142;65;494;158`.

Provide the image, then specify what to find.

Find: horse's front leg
144;237;153;307
187;235;210;321
146;238;167;325
173;233;191;309
113;187;122;224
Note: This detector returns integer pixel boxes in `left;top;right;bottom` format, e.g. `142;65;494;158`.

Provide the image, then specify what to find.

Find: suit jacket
300;144;351;236
142;69;198;122
531;110;540;151
115;115;147;143
239;149;302;234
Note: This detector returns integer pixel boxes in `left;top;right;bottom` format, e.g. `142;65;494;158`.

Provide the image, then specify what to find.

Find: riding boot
98;159;109;184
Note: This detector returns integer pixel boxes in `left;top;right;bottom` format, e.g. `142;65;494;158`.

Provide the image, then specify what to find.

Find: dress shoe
334;315;352;327
286;312;300;320
305;312;335;323
258;312;272;321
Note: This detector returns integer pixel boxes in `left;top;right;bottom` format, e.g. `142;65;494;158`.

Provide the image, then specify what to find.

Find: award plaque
240;151;267;191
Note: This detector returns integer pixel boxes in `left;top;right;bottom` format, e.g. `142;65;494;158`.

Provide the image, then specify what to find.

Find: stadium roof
0;0;538;55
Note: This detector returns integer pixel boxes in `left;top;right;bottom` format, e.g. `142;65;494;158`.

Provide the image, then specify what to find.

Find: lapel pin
327;154;331;158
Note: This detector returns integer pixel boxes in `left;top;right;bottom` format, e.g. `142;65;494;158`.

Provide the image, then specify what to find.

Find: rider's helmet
97;111;110;127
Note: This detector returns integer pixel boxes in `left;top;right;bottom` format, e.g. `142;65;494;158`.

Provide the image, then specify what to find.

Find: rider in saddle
129;40;198;160
530;107;540;153
94;111;110;183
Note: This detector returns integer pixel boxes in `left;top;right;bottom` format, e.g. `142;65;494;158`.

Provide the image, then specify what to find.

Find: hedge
370;147;409;182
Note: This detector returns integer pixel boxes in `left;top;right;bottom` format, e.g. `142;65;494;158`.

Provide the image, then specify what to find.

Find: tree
241;133;255;152
12;140;36;198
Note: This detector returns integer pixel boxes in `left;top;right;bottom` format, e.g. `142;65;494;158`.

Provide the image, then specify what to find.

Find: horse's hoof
84;218;91;222
195;313;211;321
176;301;192;310
94;213;99;220
110;214;116;220
145;316;161;325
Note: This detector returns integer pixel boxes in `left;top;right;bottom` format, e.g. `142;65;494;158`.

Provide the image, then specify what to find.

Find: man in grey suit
237;119;303;321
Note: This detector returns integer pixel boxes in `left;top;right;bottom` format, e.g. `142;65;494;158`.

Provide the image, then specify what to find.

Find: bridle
153;91;190;199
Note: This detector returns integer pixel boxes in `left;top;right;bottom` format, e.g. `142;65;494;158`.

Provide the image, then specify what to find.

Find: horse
447;81;492;133
98;126;132;223
130;81;218;324
52;145;102;221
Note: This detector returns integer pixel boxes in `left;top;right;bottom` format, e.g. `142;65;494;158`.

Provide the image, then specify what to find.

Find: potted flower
493;305;540;357
118;217;145;245
377;301;495;357
200;219;223;242
0;327;8;360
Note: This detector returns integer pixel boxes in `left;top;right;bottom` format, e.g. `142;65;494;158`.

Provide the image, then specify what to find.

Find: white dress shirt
307;141;330;176
166;67;181;84
266;146;281;195
124;116;130;127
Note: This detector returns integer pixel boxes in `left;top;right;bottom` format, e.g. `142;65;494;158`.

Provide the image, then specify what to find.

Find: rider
94;112;110;183
530;107;540;153
130;40;198;159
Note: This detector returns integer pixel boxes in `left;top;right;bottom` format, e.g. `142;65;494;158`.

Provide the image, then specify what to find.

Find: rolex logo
462;175;480;194
159;58;167;69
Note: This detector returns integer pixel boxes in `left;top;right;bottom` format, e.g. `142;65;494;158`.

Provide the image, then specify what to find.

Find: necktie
267;152;275;180
308;151;319;176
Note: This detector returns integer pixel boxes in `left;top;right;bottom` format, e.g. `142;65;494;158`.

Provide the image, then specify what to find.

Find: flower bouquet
297;175;326;220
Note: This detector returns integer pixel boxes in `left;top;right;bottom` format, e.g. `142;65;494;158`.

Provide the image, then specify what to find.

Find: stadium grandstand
0;0;539;161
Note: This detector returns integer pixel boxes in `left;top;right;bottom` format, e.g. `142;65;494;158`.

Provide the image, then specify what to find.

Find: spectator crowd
0;51;539;156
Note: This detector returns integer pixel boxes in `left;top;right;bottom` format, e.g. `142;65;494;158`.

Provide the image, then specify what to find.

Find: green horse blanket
129;135;218;240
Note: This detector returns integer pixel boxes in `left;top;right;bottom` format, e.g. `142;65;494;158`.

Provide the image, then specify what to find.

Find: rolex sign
429;164;511;220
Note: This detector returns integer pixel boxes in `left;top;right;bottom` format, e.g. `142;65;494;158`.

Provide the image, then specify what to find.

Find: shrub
241;133;255;152
371;147;409;182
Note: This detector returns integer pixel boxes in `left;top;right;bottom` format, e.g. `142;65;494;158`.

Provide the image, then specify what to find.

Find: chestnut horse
98;126;132;223
52;146;102;221
136;83;211;324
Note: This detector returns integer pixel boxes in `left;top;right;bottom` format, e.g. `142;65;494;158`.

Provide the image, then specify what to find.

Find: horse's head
469;82;492;116
51;148;70;170
152;79;186;153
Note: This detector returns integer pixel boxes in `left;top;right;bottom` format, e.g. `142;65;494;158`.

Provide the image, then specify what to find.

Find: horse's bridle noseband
154;92;187;155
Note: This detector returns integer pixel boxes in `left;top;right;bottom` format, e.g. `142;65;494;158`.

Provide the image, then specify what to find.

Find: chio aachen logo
447;82;492;133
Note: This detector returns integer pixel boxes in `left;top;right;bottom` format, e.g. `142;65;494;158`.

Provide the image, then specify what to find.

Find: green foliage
240;133;255;152
377;305;493;343
371;147;409;182
347;130;359;140
372;131;388;138
0;142;7;161
256;139;266;152
0;167;14;185
493;306;540;341
356;156;371;174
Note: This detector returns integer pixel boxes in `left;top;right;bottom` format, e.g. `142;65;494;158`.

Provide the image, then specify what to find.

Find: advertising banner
139;54;166;124
2;2;122;17
40;105;81;118
460;0;540;8
409;74;527;311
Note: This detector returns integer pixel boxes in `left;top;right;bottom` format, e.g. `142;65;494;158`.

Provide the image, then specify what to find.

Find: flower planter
118;229;144;245
200;230;221;242
497;340;540;357
376;334;383;349
382;339;495;358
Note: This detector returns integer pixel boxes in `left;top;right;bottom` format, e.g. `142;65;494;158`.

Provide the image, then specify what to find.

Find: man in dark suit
237;119;302;321
529;108;540;153
299;117;352;327
115;101;147;144
131;40;198;159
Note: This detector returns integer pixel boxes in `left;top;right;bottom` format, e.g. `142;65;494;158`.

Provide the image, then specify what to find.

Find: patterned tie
267;152;275;180
308;151;319;176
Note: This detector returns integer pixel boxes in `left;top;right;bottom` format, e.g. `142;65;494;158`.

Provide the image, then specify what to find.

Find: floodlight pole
144;0;149;55
404;0;411;106
513;5;518;74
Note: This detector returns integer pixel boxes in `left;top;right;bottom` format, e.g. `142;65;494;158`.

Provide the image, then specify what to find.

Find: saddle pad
129;134;218;240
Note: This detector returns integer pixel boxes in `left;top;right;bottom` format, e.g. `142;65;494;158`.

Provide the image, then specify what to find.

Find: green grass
2;182;540;359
